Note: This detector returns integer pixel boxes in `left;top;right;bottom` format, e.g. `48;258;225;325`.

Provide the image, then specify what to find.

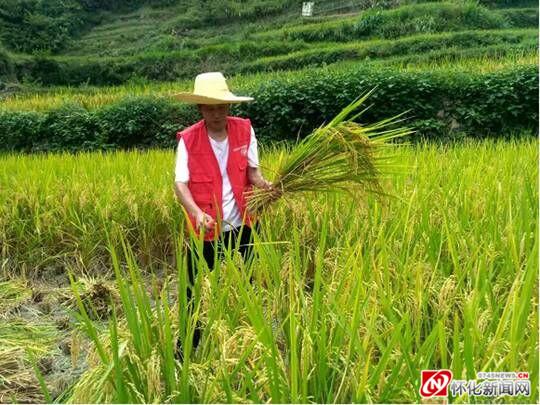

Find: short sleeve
247;126;259;168
175;138;190;182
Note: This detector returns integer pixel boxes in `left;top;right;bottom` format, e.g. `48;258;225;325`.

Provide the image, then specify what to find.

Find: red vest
176;116;254;240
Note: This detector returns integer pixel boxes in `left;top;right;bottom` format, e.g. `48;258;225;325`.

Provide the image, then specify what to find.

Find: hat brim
173;92;254;104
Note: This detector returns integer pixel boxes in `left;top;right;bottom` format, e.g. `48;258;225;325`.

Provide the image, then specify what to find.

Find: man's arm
174;182;202;217
248;167;272;189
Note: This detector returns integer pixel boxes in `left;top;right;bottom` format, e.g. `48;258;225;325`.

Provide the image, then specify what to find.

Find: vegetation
0;0;538;402
1;63;536;152
246;91;413;213
256;3;538;43
241;29;537;74
0;139;537;402
1;49;535;112
0;1;537;86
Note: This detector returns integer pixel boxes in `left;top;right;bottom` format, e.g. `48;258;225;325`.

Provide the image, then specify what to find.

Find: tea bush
0;64;537;152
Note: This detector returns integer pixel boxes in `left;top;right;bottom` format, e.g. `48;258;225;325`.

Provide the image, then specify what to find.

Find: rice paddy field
0;138;537;403
1;0;538;403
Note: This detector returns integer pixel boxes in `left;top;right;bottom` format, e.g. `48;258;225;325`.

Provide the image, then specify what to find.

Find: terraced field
3;1;538;87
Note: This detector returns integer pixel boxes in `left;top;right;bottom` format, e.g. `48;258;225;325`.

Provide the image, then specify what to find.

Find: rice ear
327;86;378;128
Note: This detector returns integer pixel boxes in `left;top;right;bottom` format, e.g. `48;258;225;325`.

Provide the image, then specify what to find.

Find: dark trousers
185;224;257;300
179;224;257;356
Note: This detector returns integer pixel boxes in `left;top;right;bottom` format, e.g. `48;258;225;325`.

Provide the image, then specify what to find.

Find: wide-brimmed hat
173;72;254;104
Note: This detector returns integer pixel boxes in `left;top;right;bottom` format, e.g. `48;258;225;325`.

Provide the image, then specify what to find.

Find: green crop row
254;2;538;43
5;27;536;87
241;29;537;73
0;64;537;152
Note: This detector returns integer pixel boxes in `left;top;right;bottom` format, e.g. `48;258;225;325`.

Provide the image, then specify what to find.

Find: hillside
0;0;537;88
0;0;537;151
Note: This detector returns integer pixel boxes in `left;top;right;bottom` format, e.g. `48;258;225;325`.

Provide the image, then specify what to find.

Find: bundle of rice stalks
247;89;413;214
0;319;58;356
0;322;59;403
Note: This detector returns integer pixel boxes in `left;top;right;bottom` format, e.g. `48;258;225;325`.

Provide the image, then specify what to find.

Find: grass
0;136;537;402
253;2;537;43
368;43;537;71
241;28;537;73
2;1;537;87
62;2;537;58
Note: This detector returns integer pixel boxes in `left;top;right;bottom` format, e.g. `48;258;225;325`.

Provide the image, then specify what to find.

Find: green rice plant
247;89;414;214
0;320;58;357
52;137;538;404
66;227;190;403
0;140;528;403
0;121;536;402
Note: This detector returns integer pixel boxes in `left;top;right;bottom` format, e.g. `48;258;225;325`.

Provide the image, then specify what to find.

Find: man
173;72;271;354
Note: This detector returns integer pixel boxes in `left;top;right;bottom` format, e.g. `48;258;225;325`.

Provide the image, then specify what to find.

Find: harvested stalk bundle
247;88;414;214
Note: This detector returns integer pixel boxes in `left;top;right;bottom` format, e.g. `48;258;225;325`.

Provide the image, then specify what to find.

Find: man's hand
258;178;273;190
175;182;215;231
248;167;273;190
196;211;215;231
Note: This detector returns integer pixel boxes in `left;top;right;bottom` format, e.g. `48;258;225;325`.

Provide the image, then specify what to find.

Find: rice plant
0;135;537;403
246;89;413;214
52;137;537;403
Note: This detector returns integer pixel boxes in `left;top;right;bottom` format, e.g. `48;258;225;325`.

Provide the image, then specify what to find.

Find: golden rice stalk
247;88;413;214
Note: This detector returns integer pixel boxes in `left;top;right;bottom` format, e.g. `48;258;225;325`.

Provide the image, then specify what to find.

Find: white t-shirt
175;126;259;232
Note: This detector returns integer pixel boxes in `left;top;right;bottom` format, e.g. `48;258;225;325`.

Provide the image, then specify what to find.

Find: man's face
198;104;230;131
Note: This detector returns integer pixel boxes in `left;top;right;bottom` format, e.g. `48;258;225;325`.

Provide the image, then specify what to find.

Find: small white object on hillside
302;2;314;17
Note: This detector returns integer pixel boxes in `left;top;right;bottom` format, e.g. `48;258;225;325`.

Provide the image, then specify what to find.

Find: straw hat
173;72;254;104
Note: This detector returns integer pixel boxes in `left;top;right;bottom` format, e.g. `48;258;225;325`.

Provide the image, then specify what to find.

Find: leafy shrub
497;8;539;28
0;0;86;53
237;65;538;142
96;97;194;149
0;110;42;152
1;65;537;152
37;104;100;152
479;0;537;7
0;45;14;78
